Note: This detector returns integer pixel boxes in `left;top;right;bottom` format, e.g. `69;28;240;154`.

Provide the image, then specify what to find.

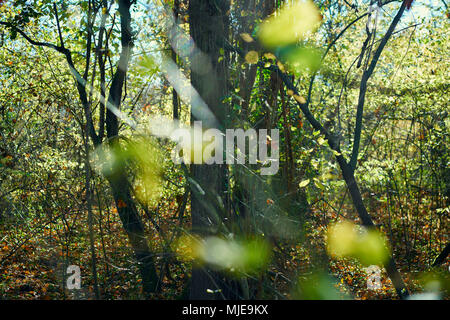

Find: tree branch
349;1;407;171
0;21;63;52
0;16;100;145
105;0;133;139
53;2;65;49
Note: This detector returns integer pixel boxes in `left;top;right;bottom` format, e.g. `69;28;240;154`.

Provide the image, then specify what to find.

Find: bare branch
0;21;63;52
53;3;65;49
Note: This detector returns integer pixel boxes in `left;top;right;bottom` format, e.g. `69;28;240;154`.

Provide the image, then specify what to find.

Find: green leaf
317;136;326;145
299;179;310;188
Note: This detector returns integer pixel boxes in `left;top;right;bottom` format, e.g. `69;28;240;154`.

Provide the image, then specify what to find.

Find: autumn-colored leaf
117;199;127;208
294;95;306;104
240;33;254;43
245;51;259;64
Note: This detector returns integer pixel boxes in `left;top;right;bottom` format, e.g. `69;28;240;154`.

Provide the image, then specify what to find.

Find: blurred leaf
91;137;164;204
293;272;346;300
416;270;450;298
137;53;159;77
281;45;322;72
263;52;276;60
355;229;390;266
258;0;321;48
327;221;390;266
181;236;272;275
327;220;358;257
172;234;203;262
127;138;164;204
407;293;441;300
313;177;325;190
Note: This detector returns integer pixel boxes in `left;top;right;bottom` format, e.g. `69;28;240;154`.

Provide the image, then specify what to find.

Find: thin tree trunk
172;0;180;120
335;154;409;299
83;126;100;299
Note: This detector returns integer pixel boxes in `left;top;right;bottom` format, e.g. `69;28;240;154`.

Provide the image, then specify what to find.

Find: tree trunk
172;0;180;121
335;154;409;299
106;168;159;295
432;242;450;267
188;0;230;300
102;0;160;296
83;126;100;299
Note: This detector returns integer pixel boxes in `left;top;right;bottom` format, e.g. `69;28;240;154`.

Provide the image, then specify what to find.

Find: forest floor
0;197;448;300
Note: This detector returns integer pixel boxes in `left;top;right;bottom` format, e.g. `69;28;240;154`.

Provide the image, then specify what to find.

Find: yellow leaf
264;52;277;60
294;94;306;104
332;149;341;156
240;33;254;43
245;51;259;64
317;136;326;145
299;179;310;188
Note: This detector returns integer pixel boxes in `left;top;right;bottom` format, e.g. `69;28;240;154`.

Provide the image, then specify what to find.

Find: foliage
0;0;448;300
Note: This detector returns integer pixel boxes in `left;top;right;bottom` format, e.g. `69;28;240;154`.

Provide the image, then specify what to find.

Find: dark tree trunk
171;0;180;120
188;0;231;300
106;169;159;294
432;243;450;267
102;0;159;295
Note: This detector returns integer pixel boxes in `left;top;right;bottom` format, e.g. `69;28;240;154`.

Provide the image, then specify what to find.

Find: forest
0;0;448;301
